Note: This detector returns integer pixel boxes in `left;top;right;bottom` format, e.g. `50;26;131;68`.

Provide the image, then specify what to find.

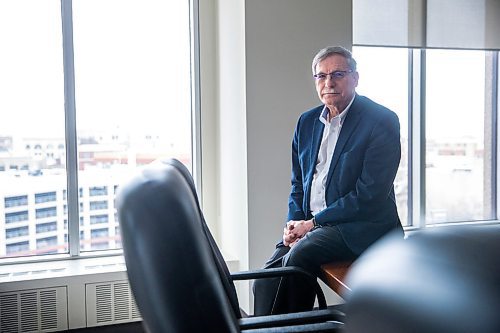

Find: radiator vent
0;287;68;332
86;280;141;327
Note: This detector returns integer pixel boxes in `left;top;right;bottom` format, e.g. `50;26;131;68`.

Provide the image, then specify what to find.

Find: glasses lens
332;71;346;79
314;71;350;81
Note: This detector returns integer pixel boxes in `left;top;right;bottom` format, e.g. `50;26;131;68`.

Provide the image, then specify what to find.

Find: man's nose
324;75;335;86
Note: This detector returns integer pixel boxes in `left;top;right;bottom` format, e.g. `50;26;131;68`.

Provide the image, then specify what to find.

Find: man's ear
353;71;360;87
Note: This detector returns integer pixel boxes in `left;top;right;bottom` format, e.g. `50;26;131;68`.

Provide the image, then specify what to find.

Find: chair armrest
239;308;344;330
231;266;328;309
231;266;315;280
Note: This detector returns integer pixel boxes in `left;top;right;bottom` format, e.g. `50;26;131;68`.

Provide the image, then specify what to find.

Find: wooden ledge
319;261;353;295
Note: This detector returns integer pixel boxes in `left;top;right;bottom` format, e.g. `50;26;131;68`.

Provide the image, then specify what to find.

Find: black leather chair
343;225;500;333
116;159;344;332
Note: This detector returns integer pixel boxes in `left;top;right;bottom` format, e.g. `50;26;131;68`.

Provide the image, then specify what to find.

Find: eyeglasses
313;70;353;81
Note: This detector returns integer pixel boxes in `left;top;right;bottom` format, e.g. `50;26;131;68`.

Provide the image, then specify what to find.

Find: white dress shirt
310;97;355;216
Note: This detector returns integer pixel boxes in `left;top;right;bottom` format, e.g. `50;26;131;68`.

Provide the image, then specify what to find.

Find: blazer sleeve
314;110;401;225
287;115;306;221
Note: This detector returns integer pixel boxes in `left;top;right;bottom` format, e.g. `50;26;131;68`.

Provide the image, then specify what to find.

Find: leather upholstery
116;162;239;332
344;225;500;333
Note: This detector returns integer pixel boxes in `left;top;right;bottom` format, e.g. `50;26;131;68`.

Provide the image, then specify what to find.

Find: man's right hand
283;220;301;246
283;219;316;247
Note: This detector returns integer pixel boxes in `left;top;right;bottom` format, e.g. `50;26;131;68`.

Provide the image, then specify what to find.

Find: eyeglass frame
313;69;353;81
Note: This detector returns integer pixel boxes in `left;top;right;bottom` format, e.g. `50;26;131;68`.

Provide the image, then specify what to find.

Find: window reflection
72;0;192;253
425;49;493;224
353;46;410;226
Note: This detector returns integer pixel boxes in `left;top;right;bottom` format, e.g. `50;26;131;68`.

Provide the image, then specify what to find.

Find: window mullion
419;49;427;228
190;0;202;202
493;51;499;220
61;0;80;256
410;49;426;229
407;49;414;227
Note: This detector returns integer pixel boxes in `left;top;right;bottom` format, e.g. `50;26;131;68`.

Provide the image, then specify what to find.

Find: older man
253;46;404;315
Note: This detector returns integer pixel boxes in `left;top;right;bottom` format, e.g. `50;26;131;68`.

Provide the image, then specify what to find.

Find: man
253;46;404;315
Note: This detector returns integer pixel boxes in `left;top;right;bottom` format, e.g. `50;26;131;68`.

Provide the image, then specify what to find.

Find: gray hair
311;46;357;75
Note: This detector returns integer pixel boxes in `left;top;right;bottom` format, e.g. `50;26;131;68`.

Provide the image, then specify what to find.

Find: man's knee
283;245;311;270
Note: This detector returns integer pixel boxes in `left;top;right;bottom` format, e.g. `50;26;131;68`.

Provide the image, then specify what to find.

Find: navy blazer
287;94;404;255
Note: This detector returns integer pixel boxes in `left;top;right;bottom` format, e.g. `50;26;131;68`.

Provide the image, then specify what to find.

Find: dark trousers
253;225;357;315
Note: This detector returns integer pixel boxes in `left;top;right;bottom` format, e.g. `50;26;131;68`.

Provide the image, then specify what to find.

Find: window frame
0;0;200;264
63;0;201;258
354;46;500;230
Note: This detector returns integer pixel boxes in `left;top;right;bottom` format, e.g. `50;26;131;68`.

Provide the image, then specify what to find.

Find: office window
35;207;57;219
90;201;108;211
35;191;57;204
36;221;58;234
0;0;65;258
90;228;109;250
36;236;58;249
4;195;28;208
90;214;109;225
0;0;195;259
72;0;192;253
6;241;29;255
88;186;107;197
425;49;493;224
5;211;29;224
353;46;410;226
6;226;29;239
353;46;498;228
91;228;109;239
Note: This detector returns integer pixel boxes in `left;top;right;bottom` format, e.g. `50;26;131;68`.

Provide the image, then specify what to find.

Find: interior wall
200;0;252;310
244;0;353;271
200;0;353;313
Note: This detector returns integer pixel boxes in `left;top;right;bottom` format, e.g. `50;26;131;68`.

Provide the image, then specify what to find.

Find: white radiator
86;280;141;327
0;287;68;332
0;257;142;332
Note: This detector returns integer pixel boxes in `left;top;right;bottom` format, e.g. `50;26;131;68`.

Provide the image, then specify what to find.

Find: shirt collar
319;94;356;125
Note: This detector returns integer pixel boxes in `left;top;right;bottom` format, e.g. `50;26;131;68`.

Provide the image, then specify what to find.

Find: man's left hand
288;219;315;247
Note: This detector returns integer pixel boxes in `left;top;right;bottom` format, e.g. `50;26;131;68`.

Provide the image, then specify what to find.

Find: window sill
0;249;240;286
403;219;500;234
0;253;127;286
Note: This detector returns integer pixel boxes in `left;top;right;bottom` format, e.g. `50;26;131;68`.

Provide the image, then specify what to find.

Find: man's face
314;54;359;113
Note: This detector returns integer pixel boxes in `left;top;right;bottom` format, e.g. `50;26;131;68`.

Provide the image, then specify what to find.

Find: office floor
70;322;145;332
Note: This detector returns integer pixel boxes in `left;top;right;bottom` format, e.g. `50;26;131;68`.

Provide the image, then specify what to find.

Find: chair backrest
116;162;239;333
343;225;500;333
163;158;242;317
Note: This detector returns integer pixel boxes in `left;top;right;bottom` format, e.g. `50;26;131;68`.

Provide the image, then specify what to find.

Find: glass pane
425;49;493;224
0;1;67;258
353;46;410;226
72;0;192;252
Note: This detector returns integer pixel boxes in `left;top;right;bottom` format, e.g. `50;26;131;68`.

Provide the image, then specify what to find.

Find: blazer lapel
325;97;363;187
310;116;324;175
